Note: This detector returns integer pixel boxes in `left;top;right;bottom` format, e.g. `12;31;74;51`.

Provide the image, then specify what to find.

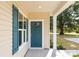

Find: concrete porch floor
25;49;58;57
25;49;49;57
25;49;79;57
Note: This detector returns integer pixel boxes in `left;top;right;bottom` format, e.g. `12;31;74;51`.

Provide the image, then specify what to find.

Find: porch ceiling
15;1;67;16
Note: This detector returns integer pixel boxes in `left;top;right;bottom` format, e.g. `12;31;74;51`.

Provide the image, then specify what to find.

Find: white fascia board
54;1;75;16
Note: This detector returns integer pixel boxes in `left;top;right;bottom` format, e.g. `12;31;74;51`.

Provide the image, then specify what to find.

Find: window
19;31;22;46
12;5;28;55
18;13;28;45
18;12;23;46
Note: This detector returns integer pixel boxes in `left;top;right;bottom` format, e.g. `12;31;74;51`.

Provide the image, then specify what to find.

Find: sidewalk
56;50;71;57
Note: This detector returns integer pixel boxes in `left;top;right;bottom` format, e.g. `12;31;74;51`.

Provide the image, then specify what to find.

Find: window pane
26;19;28;42
24;21;26;29
19;31;22;46
26;29;28;42
19;21;22;29
24;31;25;42
18;12;23;29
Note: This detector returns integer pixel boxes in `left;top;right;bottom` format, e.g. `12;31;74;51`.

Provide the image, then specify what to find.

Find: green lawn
73;54;79;57
50;33;79;50
61;34;79;38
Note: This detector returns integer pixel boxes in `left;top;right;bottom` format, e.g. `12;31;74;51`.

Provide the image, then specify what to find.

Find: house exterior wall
0;2;50;56
0;1;73;57
0;2;12;57
0;2;28;57
28;12;50;48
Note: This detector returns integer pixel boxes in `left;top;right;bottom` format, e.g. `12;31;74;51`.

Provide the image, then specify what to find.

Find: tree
57;1;79;35
57;6;73;35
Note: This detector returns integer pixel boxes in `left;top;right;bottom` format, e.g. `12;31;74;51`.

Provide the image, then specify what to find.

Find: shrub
76;30;79;33
50;39;53;48
57;44;65;50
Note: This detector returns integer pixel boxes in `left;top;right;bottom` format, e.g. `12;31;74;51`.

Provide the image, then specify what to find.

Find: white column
53;16;57;50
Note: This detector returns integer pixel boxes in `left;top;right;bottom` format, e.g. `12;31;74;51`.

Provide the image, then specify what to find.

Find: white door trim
29;19;44;49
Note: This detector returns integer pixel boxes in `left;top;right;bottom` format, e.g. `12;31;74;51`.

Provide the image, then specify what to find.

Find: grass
50;39;53;48
57;35;79;50
50;33;79;50
61;34;79;38
73;54;79;57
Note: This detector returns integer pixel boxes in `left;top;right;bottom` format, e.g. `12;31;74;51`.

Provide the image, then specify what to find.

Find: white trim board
29;19;44;49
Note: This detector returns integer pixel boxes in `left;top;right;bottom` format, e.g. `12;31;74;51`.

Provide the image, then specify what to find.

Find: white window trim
29;19;44;49
18;28;27;51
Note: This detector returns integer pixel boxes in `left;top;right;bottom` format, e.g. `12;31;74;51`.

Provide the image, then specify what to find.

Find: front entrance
30;20;43;48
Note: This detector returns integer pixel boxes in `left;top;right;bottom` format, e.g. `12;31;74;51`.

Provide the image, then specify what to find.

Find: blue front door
31;21;42;48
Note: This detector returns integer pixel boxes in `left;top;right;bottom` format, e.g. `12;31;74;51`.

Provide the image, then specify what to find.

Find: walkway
57;50;79;57
64;38;79;44
56;50;71;57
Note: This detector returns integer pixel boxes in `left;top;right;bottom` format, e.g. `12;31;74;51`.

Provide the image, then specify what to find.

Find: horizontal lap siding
0;2;12;57
0;2;28;57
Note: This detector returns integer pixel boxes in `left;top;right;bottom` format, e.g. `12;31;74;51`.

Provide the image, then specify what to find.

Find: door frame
29;19;44;49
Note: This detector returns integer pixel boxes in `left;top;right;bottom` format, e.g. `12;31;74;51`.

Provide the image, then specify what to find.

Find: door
31;21;42;48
